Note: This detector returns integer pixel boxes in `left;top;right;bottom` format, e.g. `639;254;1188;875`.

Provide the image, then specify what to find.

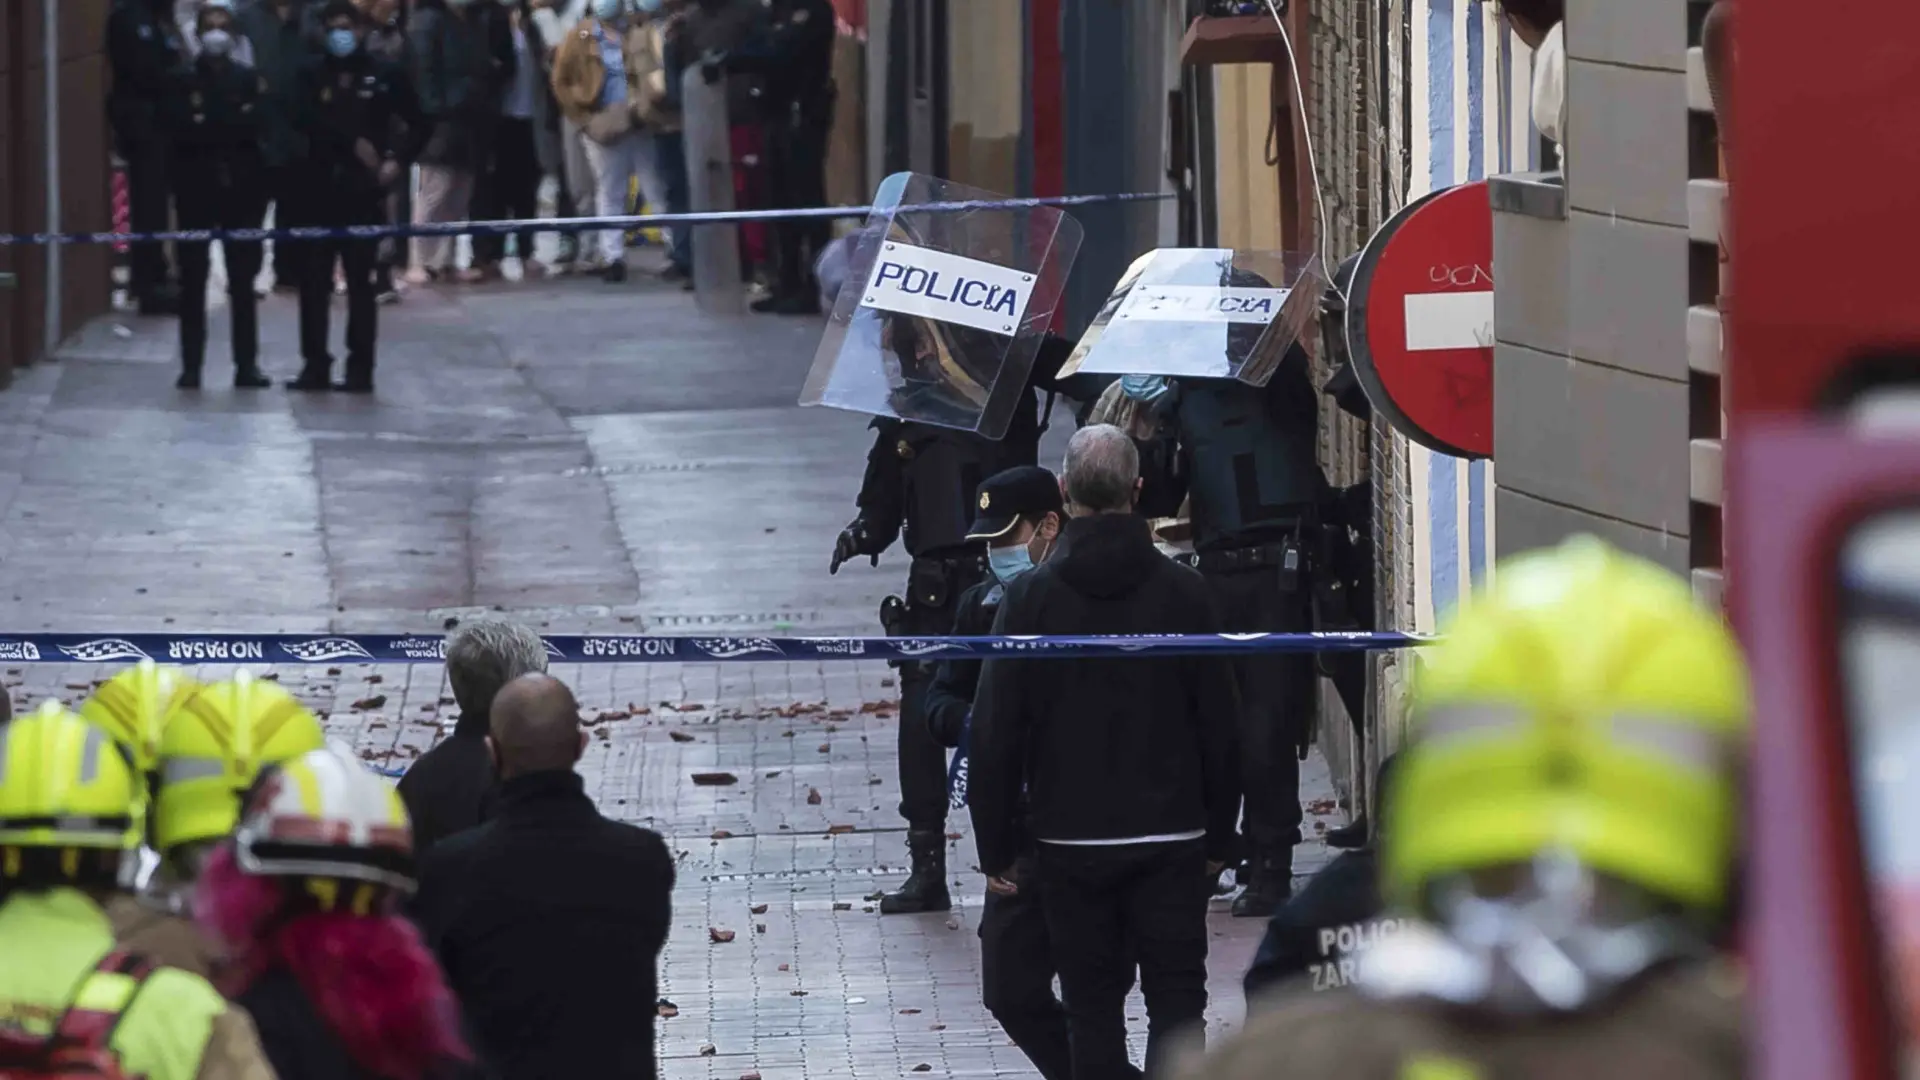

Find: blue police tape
0;191;1173;248
0;631;1426;665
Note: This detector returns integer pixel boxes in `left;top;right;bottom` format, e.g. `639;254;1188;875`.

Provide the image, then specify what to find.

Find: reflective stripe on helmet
159;757;227;786
1416;704;1526;746
1606;713;1731;776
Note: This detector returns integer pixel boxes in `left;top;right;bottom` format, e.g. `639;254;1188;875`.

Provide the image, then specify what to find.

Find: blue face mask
594;0;627;19
635;0;664;11
988;545;1036;585
325;28;358;57
1120;374;1173;405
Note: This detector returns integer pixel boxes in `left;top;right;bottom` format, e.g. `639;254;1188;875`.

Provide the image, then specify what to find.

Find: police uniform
286;44;424;392
107;0;190;313
1138;341;1327;916
920;466;1096;1080
165;51;270;389
836;368;1047;915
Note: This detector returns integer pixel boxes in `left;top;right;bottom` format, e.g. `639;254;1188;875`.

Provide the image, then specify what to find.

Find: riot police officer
167;0;272;391
832;329;1074;915
286;0;425;393
1127;335;1327;919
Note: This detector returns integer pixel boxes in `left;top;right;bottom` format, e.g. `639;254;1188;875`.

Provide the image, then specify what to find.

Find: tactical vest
1175;376;1321;551
896;392;1041;557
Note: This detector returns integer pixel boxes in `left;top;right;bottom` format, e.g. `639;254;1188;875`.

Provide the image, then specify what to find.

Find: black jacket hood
1052;513;1165;600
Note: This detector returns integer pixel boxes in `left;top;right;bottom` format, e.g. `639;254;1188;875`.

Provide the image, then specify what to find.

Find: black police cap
967;466;1065;542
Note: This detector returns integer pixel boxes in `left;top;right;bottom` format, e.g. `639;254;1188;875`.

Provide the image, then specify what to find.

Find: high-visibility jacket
0;888;275;1080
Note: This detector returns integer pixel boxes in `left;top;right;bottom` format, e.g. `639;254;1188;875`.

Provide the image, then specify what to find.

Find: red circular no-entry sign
1346;181;1493;459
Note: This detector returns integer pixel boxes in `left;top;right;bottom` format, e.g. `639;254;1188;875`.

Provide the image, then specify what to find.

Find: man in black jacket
413;672;676;1080
971;423;1240;1080
397;618;550;856
924;465;1102;1080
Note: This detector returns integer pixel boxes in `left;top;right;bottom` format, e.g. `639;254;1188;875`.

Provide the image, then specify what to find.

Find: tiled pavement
0;260;1340;1078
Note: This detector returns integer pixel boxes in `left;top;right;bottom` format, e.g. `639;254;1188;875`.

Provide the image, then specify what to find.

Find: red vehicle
1729;2;1920;1076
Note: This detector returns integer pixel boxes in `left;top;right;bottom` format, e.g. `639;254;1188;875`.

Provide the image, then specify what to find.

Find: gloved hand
829;517;884;575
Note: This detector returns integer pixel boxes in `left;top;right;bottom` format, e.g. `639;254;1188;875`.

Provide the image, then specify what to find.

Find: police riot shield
682;64;744;314
798;173;1084;441
1054;248;1326;387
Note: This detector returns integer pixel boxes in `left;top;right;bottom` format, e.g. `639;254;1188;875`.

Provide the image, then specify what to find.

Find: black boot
879;830;952;914
1326;815;1369;850
1231;850;1293;918
176;363;202;390
233;365;270;389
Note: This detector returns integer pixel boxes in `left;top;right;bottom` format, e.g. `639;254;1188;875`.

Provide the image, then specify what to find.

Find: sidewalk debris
709;927;736;943
691;772;738;786
656;999;679;1018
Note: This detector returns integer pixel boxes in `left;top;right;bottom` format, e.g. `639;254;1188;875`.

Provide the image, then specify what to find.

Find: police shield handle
682;64;743;315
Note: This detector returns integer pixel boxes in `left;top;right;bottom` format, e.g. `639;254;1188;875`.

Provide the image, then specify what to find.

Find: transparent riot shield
1055;248;1326;387
798;173;1084;441
683;64;743;314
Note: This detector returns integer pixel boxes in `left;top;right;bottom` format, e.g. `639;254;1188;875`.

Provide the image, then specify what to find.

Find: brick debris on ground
0;268;1339;1078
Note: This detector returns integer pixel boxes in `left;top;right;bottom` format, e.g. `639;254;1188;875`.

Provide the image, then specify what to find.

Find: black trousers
174;166;268;376
1036;839;1210;1080
267;165;302;286
1203;565;1313;853
122;137;175;298
287;186;382;382
982;855;1107;1080
896;557;984;832
764;109;831;300
473;116;540;265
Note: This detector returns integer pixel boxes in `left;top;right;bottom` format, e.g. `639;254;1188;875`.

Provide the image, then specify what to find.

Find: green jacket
0;888;275;1080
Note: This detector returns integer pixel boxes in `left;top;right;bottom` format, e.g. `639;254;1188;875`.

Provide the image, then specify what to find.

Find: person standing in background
181;0;258;65
653;0;695;284
531;0;596;273
288;0;425;392
107;0;189;316
166;0;273;390
237;0;320;294
679;0;771;284
550;0;667;285
408;0;495;284
471;0;547;280
727;0;833;315
358;0;412;304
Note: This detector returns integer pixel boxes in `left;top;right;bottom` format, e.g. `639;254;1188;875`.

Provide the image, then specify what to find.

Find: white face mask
199;27;235;57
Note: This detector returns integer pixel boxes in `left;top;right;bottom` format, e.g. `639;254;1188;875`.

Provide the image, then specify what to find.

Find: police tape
0;631;1427;665
0;191;1172;248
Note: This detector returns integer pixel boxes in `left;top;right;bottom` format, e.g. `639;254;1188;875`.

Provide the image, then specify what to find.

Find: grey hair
445;619;550;720
1062;423;1140;514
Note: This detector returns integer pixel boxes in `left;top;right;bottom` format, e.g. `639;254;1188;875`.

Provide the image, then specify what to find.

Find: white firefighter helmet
232;743;417;906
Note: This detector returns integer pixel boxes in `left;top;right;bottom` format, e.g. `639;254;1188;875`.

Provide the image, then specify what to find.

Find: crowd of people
106;0;838;392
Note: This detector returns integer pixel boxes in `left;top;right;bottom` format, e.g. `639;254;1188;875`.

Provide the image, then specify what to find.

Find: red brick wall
0;0;114;377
